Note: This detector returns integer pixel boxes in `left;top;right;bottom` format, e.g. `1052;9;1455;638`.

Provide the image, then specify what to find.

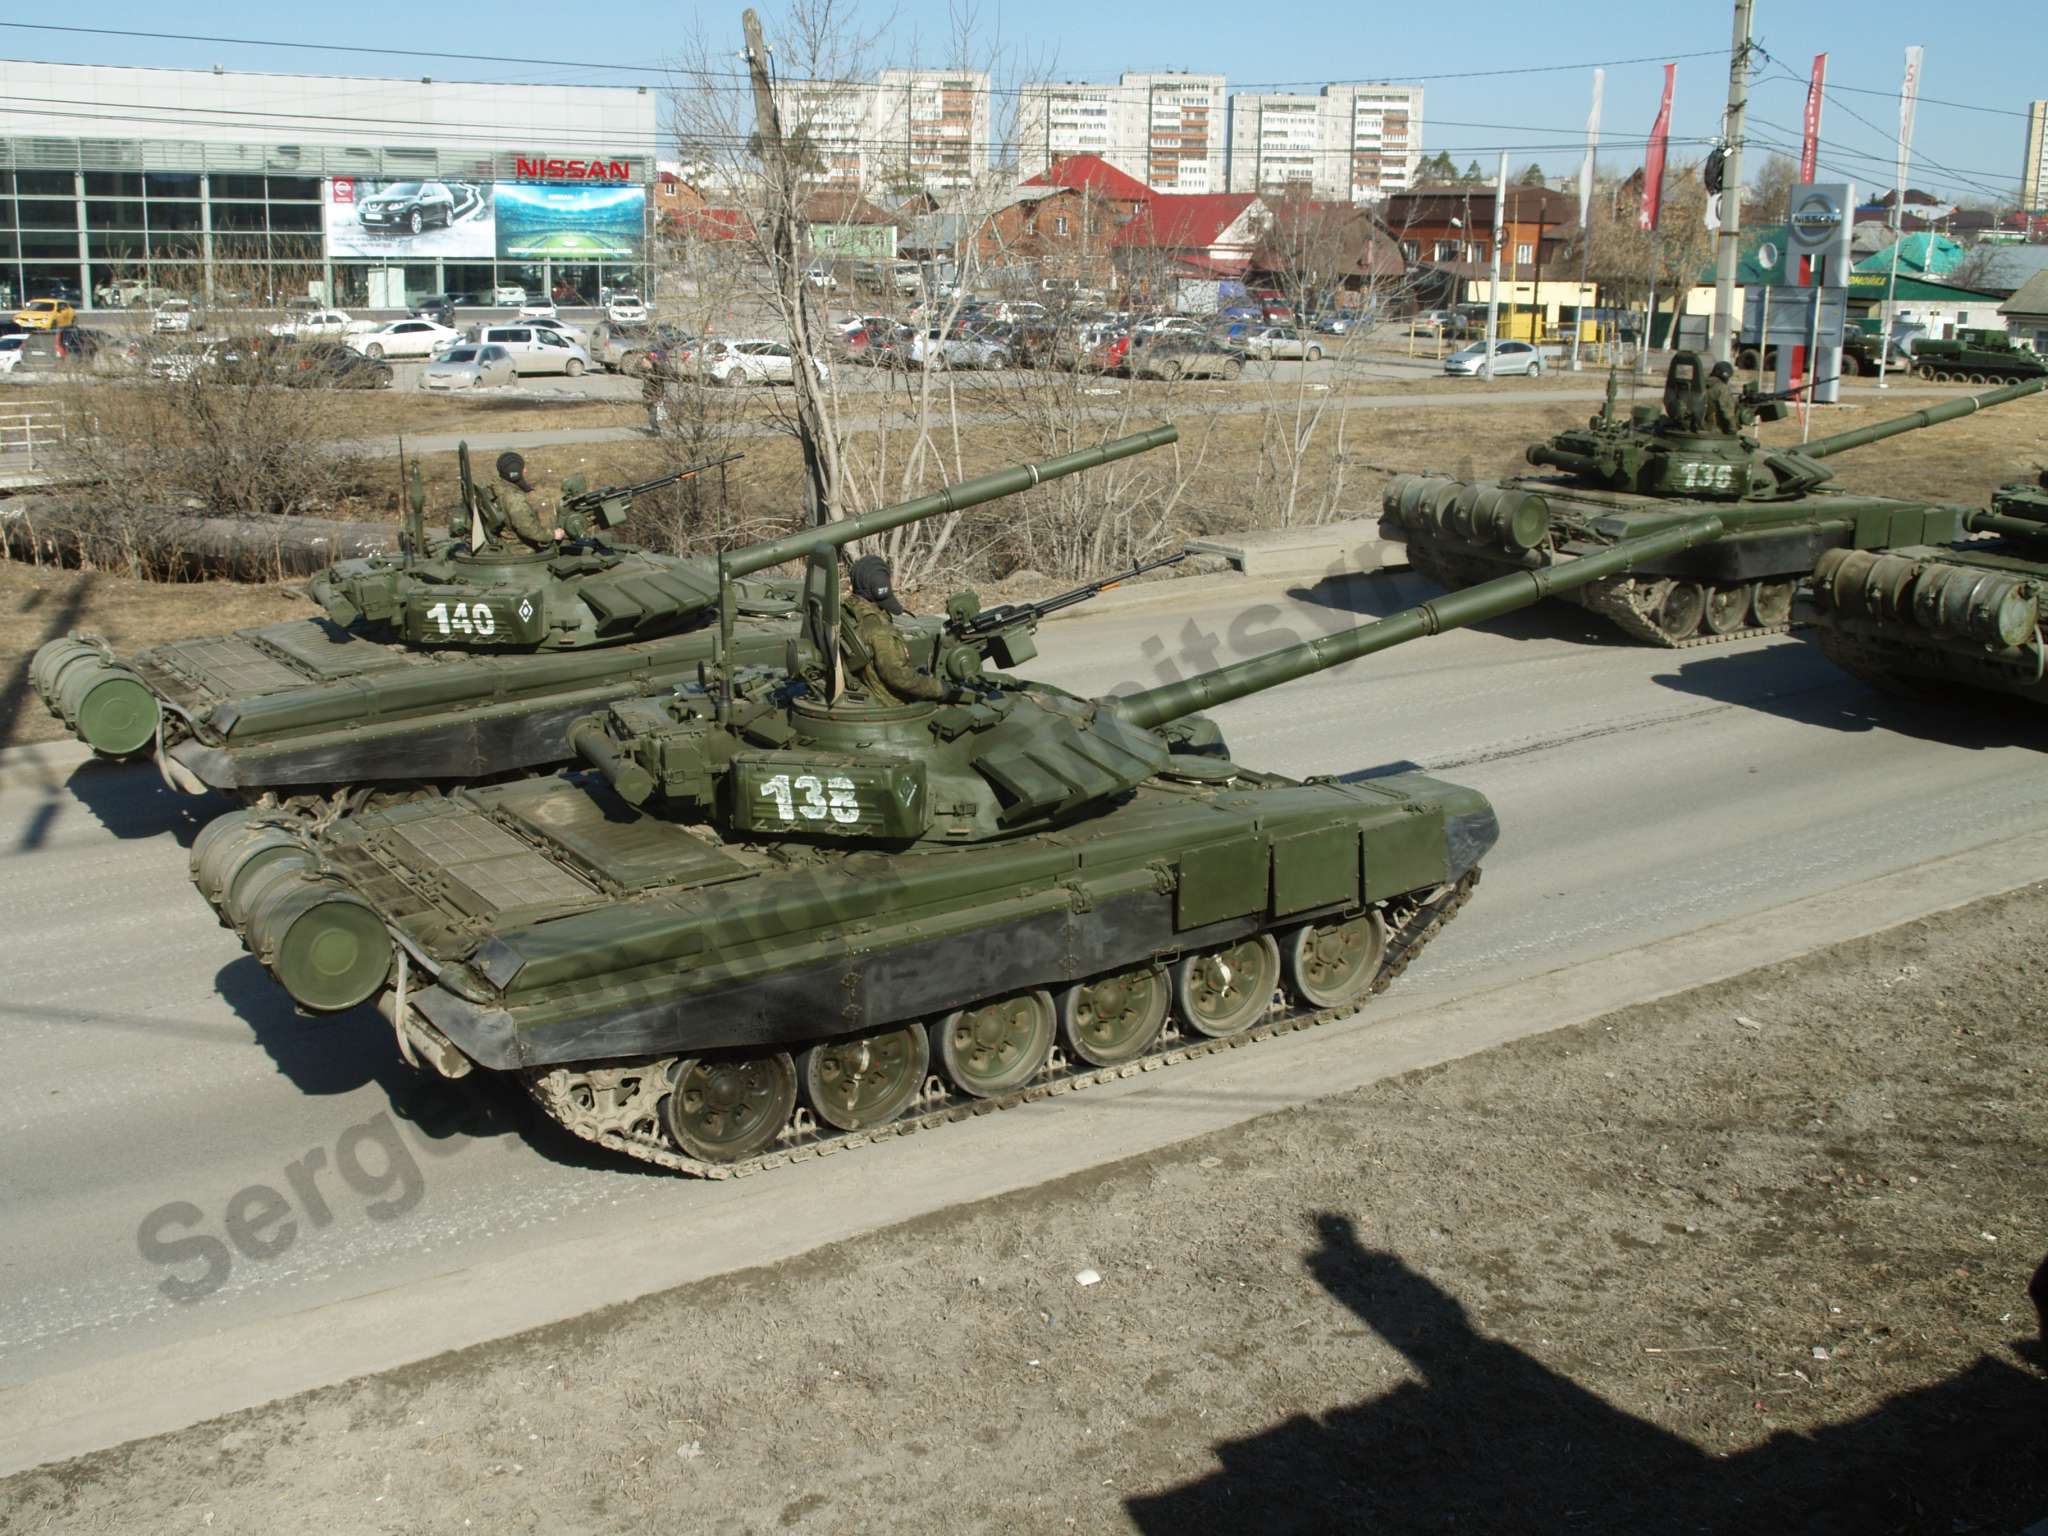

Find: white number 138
759;772;861;825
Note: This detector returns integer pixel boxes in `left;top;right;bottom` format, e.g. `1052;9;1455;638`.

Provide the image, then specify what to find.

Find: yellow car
15;298;76;330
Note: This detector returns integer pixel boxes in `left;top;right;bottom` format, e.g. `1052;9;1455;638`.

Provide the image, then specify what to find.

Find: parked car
605;292;649;325
1240;325;1325;362
275;341;393;389
0;334;24;373
493;284;528;306
1442;339;1544;377
587;322;657;374
421;344;517;391
152;299;196;334
802;266;839;291
95;278;167;308
703;338;829;386
1131;337;1245;381
267;308;361;339
906;328;1009;370
14;298;76;331
1135;315;1204;338
469;324;592;376
348;317;462;360
357;180;457;237
1309;312;1360;335
144;340;219;381
517;299;559;322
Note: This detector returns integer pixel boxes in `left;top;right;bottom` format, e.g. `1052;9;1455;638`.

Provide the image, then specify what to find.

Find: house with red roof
1111;192;1270;292
975;156;1154;289
1020;153;1157;201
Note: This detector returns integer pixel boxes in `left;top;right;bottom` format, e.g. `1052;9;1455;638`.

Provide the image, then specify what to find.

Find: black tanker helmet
496;451;529;488
1709;360;1735;381
849;554;905;615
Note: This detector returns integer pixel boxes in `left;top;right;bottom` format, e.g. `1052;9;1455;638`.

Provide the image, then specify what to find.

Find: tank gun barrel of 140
1112;514;1725;730
723;425;1179;578
1802;376;2046;460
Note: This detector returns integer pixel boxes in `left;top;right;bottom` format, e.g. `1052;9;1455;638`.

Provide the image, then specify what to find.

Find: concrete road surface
2;573;2044;1466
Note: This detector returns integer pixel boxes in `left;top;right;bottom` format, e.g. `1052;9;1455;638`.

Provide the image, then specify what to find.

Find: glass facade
0;149;650;311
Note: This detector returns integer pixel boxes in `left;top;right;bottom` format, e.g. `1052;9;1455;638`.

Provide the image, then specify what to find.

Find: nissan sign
514;156;633;182
1786;181;1854;268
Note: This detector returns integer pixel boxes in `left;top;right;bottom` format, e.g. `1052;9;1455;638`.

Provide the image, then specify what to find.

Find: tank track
1404;540;1791;650
523;869;1479;1180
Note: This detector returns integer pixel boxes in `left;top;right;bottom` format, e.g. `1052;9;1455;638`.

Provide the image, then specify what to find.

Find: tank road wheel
661;1051;798;1163
1969;372;1989;386
1173;933;1281;1039
1056;966;1170;1067
932;990;1056;1098
1649;579;1706;640
798;1023;930;1132
1702;582;1754;635
1282;910;1388;1009
1751;579;1795;627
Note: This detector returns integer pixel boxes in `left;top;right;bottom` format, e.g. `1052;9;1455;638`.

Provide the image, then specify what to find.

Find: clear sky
0;2;2033;205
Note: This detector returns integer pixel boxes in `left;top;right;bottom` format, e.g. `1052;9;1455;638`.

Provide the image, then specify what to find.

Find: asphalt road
3;576;2044;1453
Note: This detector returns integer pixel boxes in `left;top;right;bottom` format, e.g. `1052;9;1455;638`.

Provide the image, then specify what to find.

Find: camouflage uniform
1703;375;1742;434
843;593;947;703
479;480;557;550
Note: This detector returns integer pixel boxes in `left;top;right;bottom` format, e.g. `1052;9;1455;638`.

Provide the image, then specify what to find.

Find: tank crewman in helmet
1704;359;1743;434
478;451;565;550
840;554;956;704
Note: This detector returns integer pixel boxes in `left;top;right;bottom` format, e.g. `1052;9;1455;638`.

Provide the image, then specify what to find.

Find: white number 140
425;600;496;637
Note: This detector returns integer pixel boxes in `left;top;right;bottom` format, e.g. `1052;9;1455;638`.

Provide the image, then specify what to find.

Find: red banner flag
1639;63;1676;233
1799;53;1827;183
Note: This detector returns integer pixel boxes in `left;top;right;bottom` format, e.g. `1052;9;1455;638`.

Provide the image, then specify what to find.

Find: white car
704;339;829;386
268;308;360;339
1240;325;1325;362
151;300;194;333
470;324;593;376
0;334;23;372
802;266;839;291
421;344;517;391
1135;315;1204;338
348;318;462;360
605;293;648;324
493;284;528;306
1442;339;1544;377
517;299;559;322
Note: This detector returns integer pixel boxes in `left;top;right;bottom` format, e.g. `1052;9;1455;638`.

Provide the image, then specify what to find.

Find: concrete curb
2;826;2043;1475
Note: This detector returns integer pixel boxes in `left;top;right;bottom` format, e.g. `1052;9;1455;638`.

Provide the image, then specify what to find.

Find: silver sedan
421;343;517;390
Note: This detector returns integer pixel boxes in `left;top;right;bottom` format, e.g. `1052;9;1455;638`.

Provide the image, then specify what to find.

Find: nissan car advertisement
325;176;645;261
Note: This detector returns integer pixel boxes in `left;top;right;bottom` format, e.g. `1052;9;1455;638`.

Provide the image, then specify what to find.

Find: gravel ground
5;885;2043;1535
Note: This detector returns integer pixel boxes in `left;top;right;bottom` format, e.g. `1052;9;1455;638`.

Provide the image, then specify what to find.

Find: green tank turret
192;511;1721;1179
29;429;1179;803
1802;477;2048;705
1382;351;2045;646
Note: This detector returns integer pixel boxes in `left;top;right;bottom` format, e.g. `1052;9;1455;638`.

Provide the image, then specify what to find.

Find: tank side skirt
512;866;1480;1180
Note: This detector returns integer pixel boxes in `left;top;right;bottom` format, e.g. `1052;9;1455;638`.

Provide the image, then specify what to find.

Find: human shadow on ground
0;578;87;754
213;953;669;1178
1655;644;2048;751
1125;1214;2048;1536
1288;571;1638;647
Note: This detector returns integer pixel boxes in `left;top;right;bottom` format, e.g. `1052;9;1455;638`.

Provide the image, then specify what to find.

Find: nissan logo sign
1789;189;1844;248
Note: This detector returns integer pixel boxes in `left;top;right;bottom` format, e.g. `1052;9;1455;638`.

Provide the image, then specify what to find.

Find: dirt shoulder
7;887;2043;1534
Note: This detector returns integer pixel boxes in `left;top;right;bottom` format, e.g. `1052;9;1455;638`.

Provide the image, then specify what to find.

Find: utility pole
742;8;835;525
1482;153;1507;380
1709;0;1753;365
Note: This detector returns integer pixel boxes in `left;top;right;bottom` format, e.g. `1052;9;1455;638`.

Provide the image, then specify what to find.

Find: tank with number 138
1380;353;2045;647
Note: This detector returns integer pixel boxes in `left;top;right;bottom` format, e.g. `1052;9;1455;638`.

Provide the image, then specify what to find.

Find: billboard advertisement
493;183;647;262
327;178;495;258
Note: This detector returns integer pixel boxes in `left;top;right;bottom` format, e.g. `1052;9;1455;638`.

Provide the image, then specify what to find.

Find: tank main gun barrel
1802;377;2045;460
1112;515;1725;730
722;425;1180;578
1964;508;2048;540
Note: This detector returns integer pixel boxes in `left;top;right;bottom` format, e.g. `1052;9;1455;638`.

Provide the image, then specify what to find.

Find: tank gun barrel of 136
724;425;1180;578
1112;514;1725;729
1801;376;2046;460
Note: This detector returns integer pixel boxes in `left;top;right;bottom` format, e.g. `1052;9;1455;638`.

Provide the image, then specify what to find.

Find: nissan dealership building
0;61;658;310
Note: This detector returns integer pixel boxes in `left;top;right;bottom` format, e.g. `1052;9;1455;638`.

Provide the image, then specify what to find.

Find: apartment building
776;68;992;193
1017;72;1227;194
2025;100;2048;212
1227;84;1423;202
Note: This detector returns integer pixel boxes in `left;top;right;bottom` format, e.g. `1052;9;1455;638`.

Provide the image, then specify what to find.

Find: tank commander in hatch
1704;359;1743;434
841;554;966;705
478;451;566;550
